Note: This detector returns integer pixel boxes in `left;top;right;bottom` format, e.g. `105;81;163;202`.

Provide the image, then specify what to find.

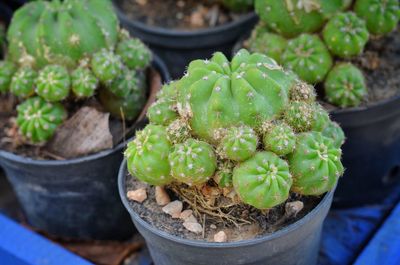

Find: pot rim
0;55;170;166
118;159;335;249
113;2;257;37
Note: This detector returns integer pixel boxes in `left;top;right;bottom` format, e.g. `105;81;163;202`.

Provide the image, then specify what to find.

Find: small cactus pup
125;125;173;186
71;67;98;98
245;27;287;64
10;67;37;98
254;0;326;38
289;132;344;195
125;50;345;214
36;65;71;102
116;38;152;70
322;12;369;58
324;63;367;107
355;0;400;35
0;61;17;93
233;151;292;209
16;97;67;143
91;49;123;83
282;34;333;84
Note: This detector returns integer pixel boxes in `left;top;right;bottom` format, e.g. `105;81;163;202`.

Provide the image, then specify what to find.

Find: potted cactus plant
119;49;345;265
114;0;257;78
0;0;170;240
239;0;400;206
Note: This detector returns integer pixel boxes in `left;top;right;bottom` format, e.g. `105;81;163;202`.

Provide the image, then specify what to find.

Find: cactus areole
0;0;153;144
125;50;345;210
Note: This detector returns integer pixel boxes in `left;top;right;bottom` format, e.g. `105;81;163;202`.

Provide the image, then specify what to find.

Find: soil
0;68;161;160
125;173;322;242
115;0;250;30
321;27;400;111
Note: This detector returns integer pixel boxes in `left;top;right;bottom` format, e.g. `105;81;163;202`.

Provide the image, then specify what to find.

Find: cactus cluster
125;50;345;210
0;0;152;144
249;0;399;108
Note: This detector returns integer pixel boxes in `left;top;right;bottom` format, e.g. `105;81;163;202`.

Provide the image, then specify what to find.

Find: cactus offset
125;125;173;186
217;126;258;162
233;151;292;209
10;67;37;98
289;132;344;195
91;49;123;83
355;0;400;35
323;121;346;148
36;65;71;102
125;50;344;211
262;122;296;156
16;97;66;143
246;29;287;64
116;38;152;70
282;34;333;84
323;12;369;58
0;61;17;93
71;67;98;98
324;63;367;107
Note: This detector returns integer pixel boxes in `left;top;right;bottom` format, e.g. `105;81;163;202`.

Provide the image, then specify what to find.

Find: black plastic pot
331;95;400;207
0;57;170;240
118;160;334;265
114;1;258;78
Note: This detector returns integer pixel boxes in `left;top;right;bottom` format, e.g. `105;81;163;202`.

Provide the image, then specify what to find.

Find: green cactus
71;67;98;98
246;30;287;64
108;69;141;98
116;38;152;70
324;63;367;108
36;65;71;102
177;49;297;142
288;132;344;195
289;80;316;102
169;139;217;185
10;67;37;98
125;50;344;210
282;34;333;84
321;0;353;18
147;98;178;126
233;151;292;209
7;0;119;69
16;97;66;143
217;126;258;162
262;122;296;156
254;0;326;37
0;61;17;93
355;0;400;35
322;121;346;148
323;12;369;58
125;125;173;186
91;49;123;83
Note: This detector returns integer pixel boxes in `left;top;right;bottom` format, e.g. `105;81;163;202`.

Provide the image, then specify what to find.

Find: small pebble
285;201;304;217
183;221;203;234
210;224;217;229
180;210;193;220
162;200;183;218
127;188;147;203
155;186;171;206
214;231;227;242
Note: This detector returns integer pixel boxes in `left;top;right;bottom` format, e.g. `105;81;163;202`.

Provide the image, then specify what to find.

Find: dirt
115;0;250;30
0;68;161;160
125;173;321;242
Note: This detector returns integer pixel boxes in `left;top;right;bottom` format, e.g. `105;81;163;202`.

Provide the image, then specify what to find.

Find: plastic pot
113;1;258;78
0;57;170;240
118;160;334;265
331;95;400;207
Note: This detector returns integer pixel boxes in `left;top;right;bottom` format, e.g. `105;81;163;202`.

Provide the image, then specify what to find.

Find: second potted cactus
119;50;345;265
0;0;169;240
240;0;400;206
